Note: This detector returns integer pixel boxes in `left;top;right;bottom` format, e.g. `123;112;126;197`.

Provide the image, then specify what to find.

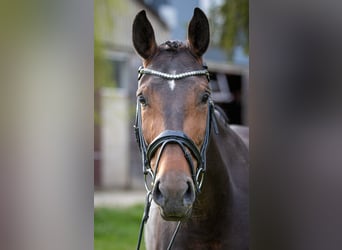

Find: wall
100;88;130;189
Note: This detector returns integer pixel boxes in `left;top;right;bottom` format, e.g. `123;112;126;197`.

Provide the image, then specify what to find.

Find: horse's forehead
141;40;206;95
148;78;196;99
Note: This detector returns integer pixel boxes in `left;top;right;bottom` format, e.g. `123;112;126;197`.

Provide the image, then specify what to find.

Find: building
95;0;171;189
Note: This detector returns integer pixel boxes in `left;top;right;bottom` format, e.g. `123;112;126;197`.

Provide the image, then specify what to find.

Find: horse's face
133;9;210;221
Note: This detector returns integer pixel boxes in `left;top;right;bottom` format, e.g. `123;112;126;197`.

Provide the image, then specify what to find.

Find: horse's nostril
153;178;195;209
183;181;195;205
153;180;165;206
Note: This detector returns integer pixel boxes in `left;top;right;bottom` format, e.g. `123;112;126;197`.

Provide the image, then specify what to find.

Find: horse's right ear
132;10;157;61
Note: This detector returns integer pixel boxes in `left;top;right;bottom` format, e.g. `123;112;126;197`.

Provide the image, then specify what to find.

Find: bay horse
132;8;249;250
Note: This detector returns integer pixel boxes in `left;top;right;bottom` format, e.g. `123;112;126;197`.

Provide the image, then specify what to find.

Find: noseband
134;66;218;250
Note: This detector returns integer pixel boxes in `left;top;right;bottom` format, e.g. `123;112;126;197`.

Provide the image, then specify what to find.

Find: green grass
94;205;146;250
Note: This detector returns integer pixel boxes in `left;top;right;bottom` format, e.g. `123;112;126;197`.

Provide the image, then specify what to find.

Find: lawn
94;205;146;250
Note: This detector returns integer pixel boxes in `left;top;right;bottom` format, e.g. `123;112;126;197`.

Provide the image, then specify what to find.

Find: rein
134;66;218;250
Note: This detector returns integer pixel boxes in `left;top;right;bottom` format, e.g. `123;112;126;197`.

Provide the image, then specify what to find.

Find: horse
132;8;249;250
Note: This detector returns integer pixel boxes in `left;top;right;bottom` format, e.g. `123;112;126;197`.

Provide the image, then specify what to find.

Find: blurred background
3;0;342;249
94;0;249;191
2;0;342;249
94;2;248;247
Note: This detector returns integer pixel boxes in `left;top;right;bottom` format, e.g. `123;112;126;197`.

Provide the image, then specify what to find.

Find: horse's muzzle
152;176;195;221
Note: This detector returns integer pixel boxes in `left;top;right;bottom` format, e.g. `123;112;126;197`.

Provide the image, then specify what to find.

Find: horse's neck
209;120;249;194
191;116;249;227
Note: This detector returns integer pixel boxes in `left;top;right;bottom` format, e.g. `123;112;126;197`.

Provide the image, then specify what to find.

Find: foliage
94;205;146;250
210;0;249;57
94;0;119;125
94;0;117;90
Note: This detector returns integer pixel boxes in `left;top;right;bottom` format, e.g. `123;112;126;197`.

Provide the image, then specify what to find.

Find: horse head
133;8;211;221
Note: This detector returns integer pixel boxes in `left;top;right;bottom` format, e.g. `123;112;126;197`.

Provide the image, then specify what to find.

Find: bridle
135;66;218;250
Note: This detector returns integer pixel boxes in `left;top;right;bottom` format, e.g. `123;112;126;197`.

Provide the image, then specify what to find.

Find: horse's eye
201;93;210;104
138;95;147;106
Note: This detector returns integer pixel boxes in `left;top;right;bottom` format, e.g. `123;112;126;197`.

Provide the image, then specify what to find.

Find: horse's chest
186;240;223;250
172;225;229;249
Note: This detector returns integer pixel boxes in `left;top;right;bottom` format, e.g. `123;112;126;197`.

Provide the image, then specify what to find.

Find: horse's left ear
187;8;210;58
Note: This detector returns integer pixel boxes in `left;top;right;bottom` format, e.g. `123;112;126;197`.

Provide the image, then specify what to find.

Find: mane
160;40;186;51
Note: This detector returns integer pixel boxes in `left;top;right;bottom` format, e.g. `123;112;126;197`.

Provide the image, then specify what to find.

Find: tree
94;0;117;91
209;0;249;58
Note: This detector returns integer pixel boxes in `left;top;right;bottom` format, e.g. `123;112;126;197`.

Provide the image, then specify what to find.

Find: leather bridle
135;66;218;250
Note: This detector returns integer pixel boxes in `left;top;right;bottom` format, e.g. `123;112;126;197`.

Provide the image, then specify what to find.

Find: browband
138;66;210;81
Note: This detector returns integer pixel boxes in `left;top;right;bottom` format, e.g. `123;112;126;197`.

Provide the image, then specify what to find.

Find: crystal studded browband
138;66;210;81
